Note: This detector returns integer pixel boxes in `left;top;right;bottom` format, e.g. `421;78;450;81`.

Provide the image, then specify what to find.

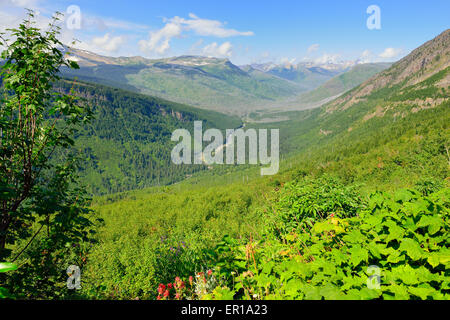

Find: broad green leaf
330;248;347;266
301;284;322;300
399;238;425;261
394;189;413;203
262;261;275;274
342;229;364;244
368;192;385;210
284;278;303;297
0;262;18;273
348;245;368;267
341;275;365;291
403;200;430;218
403;217;419;232
319;284;345;300
384;284;409;299
345;289;365;300
426;249;450;268
390;265;419;285
417;215;444;235
427;254;440;268
0;287;12;299
312;220;345;234
367;242;385;259
211;287;235;300
384;223;405;243
358;287;382;300
408;286;436;300
386;249;405;264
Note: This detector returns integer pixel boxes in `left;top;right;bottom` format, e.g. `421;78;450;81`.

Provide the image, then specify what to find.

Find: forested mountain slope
296;63;391;104
260;63;346;89
55;79;242;195
326;29;450;113
265;29;449;167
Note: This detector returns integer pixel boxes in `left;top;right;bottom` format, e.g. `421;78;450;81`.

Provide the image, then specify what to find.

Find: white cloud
313;53;341;64
280;57;297;67
0;11;17;31
0;0;148;53
0;6;77;45
307;44;320;53
91;33;127;53
189;38;204;52
202;41;232;58
80;15;150;33
173;13;254;37
359;49;373;63
1;0;39;8
138;21;182;55
139;13;253;56
261;51;270;59
379;47;402;59
361;49;371;58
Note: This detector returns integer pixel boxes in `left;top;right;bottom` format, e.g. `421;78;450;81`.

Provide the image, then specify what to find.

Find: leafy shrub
81;181;267;299
208;187;450;300
273;176;364;236
0;262;17;299
155;270;227;300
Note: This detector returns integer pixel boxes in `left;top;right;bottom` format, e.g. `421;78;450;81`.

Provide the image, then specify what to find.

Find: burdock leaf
0;262;18;273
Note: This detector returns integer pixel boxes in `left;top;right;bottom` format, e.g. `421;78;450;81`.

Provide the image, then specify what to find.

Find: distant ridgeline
253;30;450;188
54;79;242;195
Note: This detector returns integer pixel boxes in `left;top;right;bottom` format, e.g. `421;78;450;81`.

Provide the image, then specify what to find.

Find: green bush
273;176;364;236
208;187;450;300
0;262;17;299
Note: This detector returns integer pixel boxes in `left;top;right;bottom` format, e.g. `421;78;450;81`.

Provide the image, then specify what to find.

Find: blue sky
1;0;449;65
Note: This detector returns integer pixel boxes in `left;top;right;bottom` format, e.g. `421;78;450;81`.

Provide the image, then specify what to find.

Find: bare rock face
326;29;450;113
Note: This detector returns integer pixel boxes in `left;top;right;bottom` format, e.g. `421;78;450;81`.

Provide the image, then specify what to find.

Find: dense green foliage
205;182;449;300
0;262;17;298
80;179;268;299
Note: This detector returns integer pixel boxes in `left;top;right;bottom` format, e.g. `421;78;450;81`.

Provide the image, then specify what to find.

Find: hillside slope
326;29;450;113
56;79;242;194
251;29;449;188
264;64;344;89
297;62;391;104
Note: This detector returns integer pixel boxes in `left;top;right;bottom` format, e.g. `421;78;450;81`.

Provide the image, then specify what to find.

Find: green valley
55;79;242;195
68;29;450;300
0;8;449;303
